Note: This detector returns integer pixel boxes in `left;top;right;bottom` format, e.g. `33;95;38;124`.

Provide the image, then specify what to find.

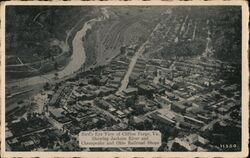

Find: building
49;86;66;107
123;87;138;96
183;116;204;126
108;107;116;113
109;77;122;85
151;113;176;126
214;100;235;115
138;84;155;98
173;137;197;151
196;114;211;123
49;108;66;122
116;110;126;118
171;102;186;114
150;109;176;126
97;99;114;110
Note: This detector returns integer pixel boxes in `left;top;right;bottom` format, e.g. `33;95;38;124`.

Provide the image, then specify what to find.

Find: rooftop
123;87;138;94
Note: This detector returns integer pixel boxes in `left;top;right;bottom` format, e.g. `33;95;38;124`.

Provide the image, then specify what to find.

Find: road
11;126;53;139
201;112;231;131
202;19;212;58
192;22;197;40
116;22;161;95
201;119;219;131
116;43;146;94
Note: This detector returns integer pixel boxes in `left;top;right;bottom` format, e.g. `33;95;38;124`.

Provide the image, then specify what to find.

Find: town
5;6;241;152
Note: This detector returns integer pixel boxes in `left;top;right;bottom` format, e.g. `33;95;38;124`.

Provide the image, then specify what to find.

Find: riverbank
6;8;106;94
6;9;98;80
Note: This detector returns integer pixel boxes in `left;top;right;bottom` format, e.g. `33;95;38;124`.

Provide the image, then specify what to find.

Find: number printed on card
219;144;237;149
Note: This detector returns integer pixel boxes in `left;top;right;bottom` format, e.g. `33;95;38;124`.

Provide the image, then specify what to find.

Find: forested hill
162;6;241;63
176;6;241;62
6;6;96;64
209;7;241;63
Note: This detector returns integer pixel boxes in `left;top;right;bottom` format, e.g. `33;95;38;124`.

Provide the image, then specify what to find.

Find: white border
1;1;249;158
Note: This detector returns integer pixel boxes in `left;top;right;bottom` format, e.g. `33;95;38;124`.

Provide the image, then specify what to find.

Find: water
7;8;108;89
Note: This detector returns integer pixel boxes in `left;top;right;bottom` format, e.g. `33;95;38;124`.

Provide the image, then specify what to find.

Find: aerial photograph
5;5;242;152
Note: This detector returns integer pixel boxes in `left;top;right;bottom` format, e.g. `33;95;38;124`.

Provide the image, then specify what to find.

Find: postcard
1;1;248;157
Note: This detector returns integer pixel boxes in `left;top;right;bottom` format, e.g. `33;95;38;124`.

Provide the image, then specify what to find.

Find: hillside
6;6;95;65
146;6;241;63
82;6;167;66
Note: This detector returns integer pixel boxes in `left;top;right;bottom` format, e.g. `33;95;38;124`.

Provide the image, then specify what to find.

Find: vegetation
162;38;206;58
174;6;241;62
6;6;94;63
158;6;241;62
210;7;241;62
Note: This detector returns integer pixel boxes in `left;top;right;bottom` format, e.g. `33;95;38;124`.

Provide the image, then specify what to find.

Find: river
7;8;109;90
